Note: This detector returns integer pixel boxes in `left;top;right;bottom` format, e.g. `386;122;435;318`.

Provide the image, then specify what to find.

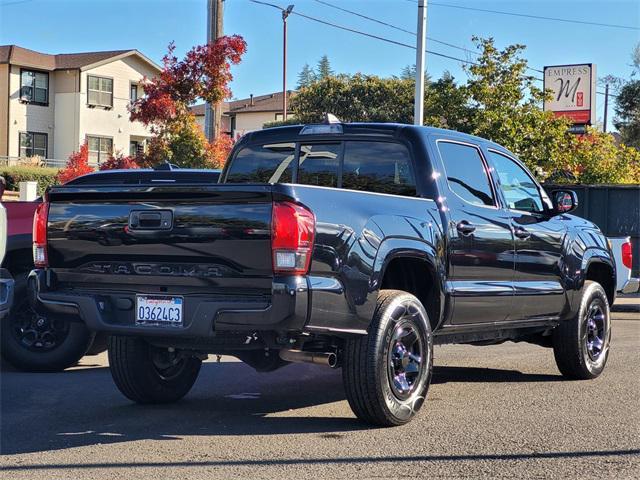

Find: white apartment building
0;45;161;165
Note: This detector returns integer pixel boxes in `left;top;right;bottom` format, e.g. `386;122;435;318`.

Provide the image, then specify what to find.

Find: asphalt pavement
1;296;639;479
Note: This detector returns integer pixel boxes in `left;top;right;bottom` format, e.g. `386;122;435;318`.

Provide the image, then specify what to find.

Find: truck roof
242;122;500;150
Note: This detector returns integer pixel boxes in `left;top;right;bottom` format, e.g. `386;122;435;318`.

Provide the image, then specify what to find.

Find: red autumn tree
56;143;94;183
130;36;246;168
99;153;141;171
208;134;235;169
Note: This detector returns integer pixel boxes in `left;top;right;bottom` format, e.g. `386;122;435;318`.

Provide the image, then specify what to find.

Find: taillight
271;201;315;275
622;241;633;269
33;202;49;268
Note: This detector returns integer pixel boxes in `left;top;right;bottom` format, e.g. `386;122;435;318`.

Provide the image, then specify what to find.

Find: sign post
543;64;596;133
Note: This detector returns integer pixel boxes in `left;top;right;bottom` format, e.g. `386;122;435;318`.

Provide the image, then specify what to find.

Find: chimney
250;94;254;106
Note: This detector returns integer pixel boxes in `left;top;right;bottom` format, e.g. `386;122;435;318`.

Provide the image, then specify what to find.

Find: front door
486;149;567;320
435;140;515;324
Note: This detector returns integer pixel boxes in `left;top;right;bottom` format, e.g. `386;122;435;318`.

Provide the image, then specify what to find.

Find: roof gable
0;45;161;72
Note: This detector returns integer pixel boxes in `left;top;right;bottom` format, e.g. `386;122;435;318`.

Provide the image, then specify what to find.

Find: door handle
456;221;476;236
514;227;531;240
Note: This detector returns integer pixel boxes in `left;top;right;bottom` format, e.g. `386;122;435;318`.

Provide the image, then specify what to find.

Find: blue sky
1;0;638;127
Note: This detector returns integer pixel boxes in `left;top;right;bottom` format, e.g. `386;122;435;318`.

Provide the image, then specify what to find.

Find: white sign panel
543;64;596;125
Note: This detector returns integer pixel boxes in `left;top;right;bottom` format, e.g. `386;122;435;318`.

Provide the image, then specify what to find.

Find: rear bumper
30;269;309;338
620;277;640;294
0;268;14;319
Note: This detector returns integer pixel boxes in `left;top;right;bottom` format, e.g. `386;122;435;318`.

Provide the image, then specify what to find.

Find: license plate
135;295;183;326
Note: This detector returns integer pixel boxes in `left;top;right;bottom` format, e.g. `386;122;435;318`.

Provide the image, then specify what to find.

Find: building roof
190;91;295;117
0;45;161;72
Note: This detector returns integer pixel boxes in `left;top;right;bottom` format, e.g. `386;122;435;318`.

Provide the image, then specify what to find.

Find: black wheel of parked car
0;273;94;372
342;289;433;427
553;281;611;379
108;335;202;404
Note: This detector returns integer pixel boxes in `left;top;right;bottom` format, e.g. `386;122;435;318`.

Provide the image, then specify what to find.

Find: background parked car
1;178;15;321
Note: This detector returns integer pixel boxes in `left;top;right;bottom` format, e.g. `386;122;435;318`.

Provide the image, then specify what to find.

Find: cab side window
437;141;495;207
488;151;544;213
342;141;416;196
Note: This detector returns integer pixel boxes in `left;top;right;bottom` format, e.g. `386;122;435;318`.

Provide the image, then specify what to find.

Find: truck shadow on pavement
1;360;561;456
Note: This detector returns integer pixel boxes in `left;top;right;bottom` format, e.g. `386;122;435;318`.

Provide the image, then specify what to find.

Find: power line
248;0;480;66
404;0;640;31
311;0;480;57
248;0;618;99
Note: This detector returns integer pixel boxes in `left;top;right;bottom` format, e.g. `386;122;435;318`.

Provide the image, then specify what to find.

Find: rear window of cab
224;140;416;197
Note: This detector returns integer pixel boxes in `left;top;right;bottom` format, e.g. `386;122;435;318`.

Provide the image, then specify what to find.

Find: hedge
0;166;61;196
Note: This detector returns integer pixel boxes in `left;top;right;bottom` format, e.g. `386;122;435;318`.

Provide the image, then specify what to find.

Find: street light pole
282;5;294;121
414;0;427;126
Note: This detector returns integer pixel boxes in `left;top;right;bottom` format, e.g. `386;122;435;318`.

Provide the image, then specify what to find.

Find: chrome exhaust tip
279;349;338;368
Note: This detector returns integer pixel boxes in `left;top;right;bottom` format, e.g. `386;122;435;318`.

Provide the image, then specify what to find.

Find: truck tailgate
46;184;274;294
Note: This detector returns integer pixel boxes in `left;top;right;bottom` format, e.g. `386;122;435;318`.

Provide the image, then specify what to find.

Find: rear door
434;139;515;324
485;149;567;319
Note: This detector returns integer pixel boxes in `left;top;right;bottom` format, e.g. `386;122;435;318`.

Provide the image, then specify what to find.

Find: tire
85;333;108;356
1;273;94;372
108;336;202;404
553;281;611;379
342;289;433;427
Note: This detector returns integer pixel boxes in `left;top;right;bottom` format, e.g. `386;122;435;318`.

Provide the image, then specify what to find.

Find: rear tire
342;290;433;427
108;336;201;404
553;281;611;379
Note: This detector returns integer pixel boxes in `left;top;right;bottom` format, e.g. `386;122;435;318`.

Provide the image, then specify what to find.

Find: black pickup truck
30;123;615;426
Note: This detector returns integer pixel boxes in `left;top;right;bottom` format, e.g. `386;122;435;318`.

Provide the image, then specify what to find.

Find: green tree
613;43;640;150
290;74;414;123
399;64;416;80
464;37;573;175
423;72;471;131
316;55;334;79
297;63;317;89
614;81;640;150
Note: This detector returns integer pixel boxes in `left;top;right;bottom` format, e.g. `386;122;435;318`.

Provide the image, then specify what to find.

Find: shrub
56;143;94;184
0;166;60;195
99;153;141;171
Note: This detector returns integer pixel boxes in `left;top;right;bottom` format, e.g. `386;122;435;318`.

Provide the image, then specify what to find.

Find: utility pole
205;0;224;141
603;83;609;133
282;5;294;121
414;0;427;126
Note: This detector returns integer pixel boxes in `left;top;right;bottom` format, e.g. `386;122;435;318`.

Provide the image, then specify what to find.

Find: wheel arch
373;238;444;332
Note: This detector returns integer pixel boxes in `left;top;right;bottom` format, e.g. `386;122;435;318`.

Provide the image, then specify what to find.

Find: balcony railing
0;156;69;169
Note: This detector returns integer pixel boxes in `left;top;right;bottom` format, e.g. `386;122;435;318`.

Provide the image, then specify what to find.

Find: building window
87;75;113;107
129;140;145;156
275;113;284;121
20;70;49;105
87;135;113;163
130;83;138;103
19;132;47;158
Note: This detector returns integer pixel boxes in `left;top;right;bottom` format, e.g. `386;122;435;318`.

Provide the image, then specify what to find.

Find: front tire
553;281;611;379
342;290;433;427
108;336;202;404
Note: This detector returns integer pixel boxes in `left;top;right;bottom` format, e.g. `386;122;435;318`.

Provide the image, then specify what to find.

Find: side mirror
553;190;578;214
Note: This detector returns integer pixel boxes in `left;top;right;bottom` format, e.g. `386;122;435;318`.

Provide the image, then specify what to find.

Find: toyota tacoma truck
30;123;615;426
